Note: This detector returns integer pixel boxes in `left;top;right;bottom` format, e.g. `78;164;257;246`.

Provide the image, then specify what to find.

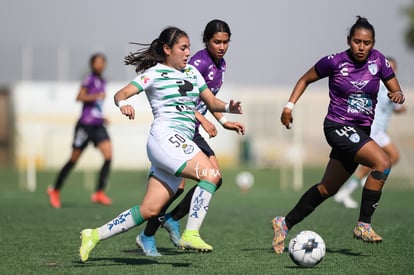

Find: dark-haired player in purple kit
47;53;113;208
135;19;245;256
272;16;405;254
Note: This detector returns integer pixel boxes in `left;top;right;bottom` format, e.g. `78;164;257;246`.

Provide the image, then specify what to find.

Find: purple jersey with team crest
315;49;395;126
79;73;106;125
189;49;226;133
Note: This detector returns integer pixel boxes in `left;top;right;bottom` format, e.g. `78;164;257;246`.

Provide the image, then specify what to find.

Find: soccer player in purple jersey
47;53;113;208
135;20;245;256
271;17;405;254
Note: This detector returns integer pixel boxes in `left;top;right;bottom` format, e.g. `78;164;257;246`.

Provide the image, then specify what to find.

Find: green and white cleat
179;230;213;252
79;229;100;262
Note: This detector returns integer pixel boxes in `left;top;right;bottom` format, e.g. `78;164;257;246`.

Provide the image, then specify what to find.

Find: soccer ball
235;171;254;192
288;230;326;267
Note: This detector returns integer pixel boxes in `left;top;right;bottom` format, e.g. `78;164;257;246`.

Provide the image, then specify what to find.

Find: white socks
97;205;144;240
185;180;216;232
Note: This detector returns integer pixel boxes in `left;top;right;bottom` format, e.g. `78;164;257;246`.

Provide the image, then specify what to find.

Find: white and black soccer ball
288;230;326;267
235;171;254;192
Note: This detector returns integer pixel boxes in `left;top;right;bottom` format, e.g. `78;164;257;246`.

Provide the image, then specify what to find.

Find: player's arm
384;77;405;104
281;66;320;129
212;112;245;135
76;87;105;103
114;84;140;120
200;88;242;114
195;110;217;138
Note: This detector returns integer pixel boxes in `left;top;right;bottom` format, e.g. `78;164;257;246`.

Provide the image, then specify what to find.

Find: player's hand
229;100;243;114
201;119;217;138
281;108;293;129
120;105;135;120
103;118;110;125
223;121;246;135
388;91;405;104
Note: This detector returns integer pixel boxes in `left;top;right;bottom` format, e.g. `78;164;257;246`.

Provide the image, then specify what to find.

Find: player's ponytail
348;16;375;41
125;27;188;73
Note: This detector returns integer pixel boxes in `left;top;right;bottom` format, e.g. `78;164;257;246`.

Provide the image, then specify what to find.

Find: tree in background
404;0;414;49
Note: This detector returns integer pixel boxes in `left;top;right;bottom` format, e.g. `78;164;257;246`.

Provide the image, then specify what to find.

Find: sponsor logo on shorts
349;133;360;143
182;143;194;154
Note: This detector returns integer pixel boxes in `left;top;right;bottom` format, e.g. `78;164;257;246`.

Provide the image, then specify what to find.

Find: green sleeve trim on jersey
175;161;187;177
199;84;208;93
130;81;144;93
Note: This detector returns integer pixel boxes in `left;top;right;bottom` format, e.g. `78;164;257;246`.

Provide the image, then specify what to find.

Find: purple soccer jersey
188;49;226;132
79;73;106;125
315;49;395;126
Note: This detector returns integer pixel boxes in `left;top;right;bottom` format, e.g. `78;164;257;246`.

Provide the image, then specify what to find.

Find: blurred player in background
47;53;112;208
78;27;243;262
136;19;245;257
334;57;406;208
273;16;405;254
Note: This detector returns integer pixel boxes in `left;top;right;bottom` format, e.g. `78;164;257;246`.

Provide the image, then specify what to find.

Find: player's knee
317;184;334;197
370;168;391;181
389;152;400;165
215;178;223;191
140;206;161;219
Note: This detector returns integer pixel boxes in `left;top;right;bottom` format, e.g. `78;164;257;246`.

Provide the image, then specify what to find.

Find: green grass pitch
1;167;413;274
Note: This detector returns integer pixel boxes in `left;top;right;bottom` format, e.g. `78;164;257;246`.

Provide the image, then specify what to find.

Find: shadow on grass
326;247;363;256
123;247;185;256
241;247;287;253
73;257;191;268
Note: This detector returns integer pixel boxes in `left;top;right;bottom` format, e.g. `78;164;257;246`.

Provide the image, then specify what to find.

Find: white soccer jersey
371;82;398;133
131;63;208;139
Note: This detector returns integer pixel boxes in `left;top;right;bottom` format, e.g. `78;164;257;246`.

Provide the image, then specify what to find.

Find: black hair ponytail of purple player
202;19;231;44
349;16;375;41
125;27;188;73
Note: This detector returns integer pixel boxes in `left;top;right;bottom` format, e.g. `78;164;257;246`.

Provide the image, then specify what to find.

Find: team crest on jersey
368;63;378;75
184;68;195;78
349;133;360;143
182;143;194;154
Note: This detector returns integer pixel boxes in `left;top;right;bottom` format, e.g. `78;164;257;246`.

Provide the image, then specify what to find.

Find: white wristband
285;102;295;110
219;116;228;125
117;100;128;108
224;103;230;113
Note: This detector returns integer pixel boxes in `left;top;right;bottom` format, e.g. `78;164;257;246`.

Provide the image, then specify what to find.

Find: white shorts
371;129;391;148
147;127;200;192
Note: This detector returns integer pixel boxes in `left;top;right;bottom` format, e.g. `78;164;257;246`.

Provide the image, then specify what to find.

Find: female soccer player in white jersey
136;19;245;257
79;26;242;262
334;57;406;208
272;17;405;254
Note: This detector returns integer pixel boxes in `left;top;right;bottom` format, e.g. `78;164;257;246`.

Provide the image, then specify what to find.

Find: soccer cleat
79;229;100;262
272;216;289;254
162;214;181;247
47;187;61;208
91;191;112;205
135;232;162;257
179;230;213;252
334;193;358;209
353;222;383;243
